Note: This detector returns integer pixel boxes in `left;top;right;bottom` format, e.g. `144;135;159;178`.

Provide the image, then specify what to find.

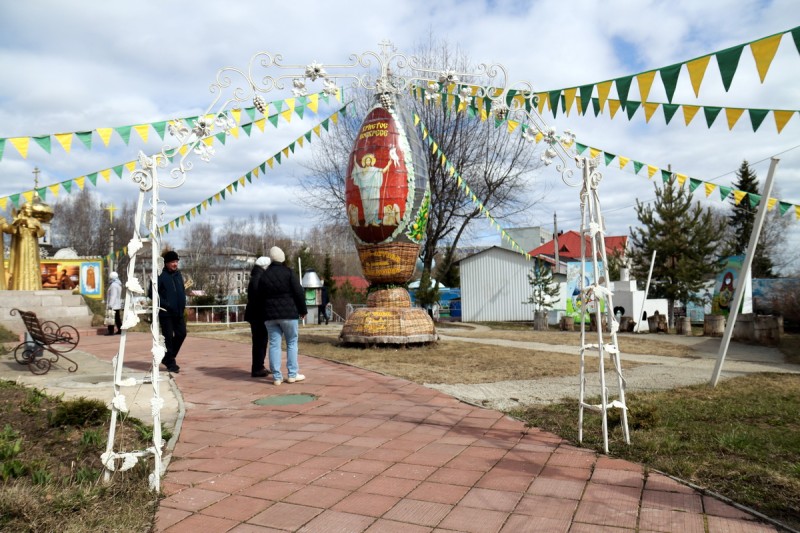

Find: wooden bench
11;308;80;375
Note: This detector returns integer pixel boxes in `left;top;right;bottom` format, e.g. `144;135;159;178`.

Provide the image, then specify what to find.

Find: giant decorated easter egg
344;101;429;246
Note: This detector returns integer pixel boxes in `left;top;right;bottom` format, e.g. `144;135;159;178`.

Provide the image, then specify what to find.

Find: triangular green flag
615;75;633;107
295;105;305;119
9;193;20;206
591;97;601;117
703;106;722;127
689;178;702;192
719;185;732;200
505;89;517;106
320;92;329;104
716;44;744;92
625;100;640;119
578;85;593;115
467;105;477;118
163;225;169;234
778;201;791;216
275;152;282;164
268;114;279;128
0;138;4;160
232;181;239;191
748;193;761;208
87;172;98;186
76;131;92;150
321;119;329;131
748;109;769;132
659;64;681;103
661;169;672;183
548;90;561;118
36;187;47;200
115;126;132;145
493;117;504;128
152;121;167;140
207;196;213;206
792;27;800;55
33;135;52;153
604;152;615;166
575;142;588;155
196;204;201;214
216;132;226;144
305;131;312;142
220;190;225;199
273;100;283;113
259;163;266;174
63;180;72;193
185;211;191;221
245;107;255;121
242;122;253;136
289;142;296;153
245;172;252;183
113;165;124;178
662;103;680;125
633;161;644;174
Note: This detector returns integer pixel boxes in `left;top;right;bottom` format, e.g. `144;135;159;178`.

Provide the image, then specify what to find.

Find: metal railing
186;304;247;326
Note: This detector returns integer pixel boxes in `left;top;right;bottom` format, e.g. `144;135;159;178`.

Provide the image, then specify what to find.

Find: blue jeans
266;319;299;381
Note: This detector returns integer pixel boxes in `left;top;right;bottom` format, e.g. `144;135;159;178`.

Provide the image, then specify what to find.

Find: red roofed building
331;275;369;292
529;230;627;262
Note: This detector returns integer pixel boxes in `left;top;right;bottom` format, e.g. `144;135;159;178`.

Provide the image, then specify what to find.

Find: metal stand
576;156;630;453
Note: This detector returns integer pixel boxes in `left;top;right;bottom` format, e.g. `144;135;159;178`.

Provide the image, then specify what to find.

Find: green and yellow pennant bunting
1;92;343;209
412;112;532;260
0;90;340;162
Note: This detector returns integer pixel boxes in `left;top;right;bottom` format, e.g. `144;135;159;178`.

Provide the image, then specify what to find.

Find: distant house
529;230;627;271
331;276;369;292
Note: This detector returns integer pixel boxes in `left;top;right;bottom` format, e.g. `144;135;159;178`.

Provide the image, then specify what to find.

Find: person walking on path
106;271;123;335
245;256;270;377
156;250;186;374
257;246;307;386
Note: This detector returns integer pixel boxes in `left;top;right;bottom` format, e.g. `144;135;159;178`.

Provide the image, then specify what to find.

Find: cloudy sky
1;1;798;272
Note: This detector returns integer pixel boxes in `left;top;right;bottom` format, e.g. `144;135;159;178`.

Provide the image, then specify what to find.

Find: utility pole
553;212;559;272
105;204;117;273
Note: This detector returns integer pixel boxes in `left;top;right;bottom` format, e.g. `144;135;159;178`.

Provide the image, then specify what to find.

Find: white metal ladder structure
576;156;631;454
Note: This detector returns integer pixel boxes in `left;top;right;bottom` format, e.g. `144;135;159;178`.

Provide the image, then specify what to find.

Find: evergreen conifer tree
727;160;774;277
629;176;725;327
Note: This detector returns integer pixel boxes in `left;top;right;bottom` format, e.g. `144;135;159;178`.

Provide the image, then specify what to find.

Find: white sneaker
287;374;305;383
273;379;282;386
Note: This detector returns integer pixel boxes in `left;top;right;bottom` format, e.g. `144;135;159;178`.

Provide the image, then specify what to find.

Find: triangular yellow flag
203;137;213;147
239;177;245;186
97;128;113;146
267;158;274;169
676;173;688;186
331;112;338;124
307;94;319;113
254;118;266;132
178;145;188;156
683;105;700;126
215;192;222;202
618;156;630;169
280;110;292;122
733;190;747;205
23;191;34;203
284;98;295;114
647;165;658;179
725;108;745;130
8;137;30;158
76;177;86;190
795;206;800;220
55;133;73;153
313;125;321;137
507;120;519;134
431;141;438;154
596;80;612;112
282;147;290;157
0;198;7;210
750;34;782;83
643;102;659;123
636;71;657;102
767;197;777;211
536;93;547;114
705;182;717;197
100;169;111;182
226;184;234;193
49;184;60;197
125;161;136;173
535;132;543;143
231;109;241;124
608;99;621;119
589;148;601;159
190;207;197;216
773;110;794;134
297;136;304;147
563;88;577;116
253;166;259;177
686;56;711;97
133;124;149;143
229;127;239;139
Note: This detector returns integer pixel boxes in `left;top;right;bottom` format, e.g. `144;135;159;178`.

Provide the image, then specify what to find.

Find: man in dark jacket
245;256;270;377
257;246;307;385
157;250;186;373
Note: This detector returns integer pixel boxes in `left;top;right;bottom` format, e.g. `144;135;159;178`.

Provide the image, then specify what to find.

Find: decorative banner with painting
565;261;605;322
40;259;104;299
711;255;752;316
79;261;103;299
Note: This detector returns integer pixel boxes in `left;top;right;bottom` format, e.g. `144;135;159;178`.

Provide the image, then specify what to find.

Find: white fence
186;304;246;325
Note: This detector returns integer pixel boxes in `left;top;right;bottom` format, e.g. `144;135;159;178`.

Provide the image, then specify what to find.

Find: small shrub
80;429;104;448
0;459;26;481
31;467;53;485
48;397;109;428
0;425;22;460
73;466;99;484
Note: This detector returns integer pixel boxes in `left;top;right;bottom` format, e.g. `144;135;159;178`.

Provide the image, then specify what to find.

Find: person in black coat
257;246;307;385
156;250;186;373
245;256;270;377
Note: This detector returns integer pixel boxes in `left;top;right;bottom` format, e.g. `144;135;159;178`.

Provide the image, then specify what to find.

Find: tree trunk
533;311;548;331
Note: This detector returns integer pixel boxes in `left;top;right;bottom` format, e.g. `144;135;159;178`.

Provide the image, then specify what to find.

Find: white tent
408;278;447;290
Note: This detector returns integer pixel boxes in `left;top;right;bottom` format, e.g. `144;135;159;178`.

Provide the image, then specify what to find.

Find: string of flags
410;85;800;221
0;91;340;161
0;90;343;210
101;103;349;264
412;112;531;261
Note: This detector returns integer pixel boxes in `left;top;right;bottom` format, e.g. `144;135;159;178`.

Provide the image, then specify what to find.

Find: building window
236;273;242;281
210;274;216;283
